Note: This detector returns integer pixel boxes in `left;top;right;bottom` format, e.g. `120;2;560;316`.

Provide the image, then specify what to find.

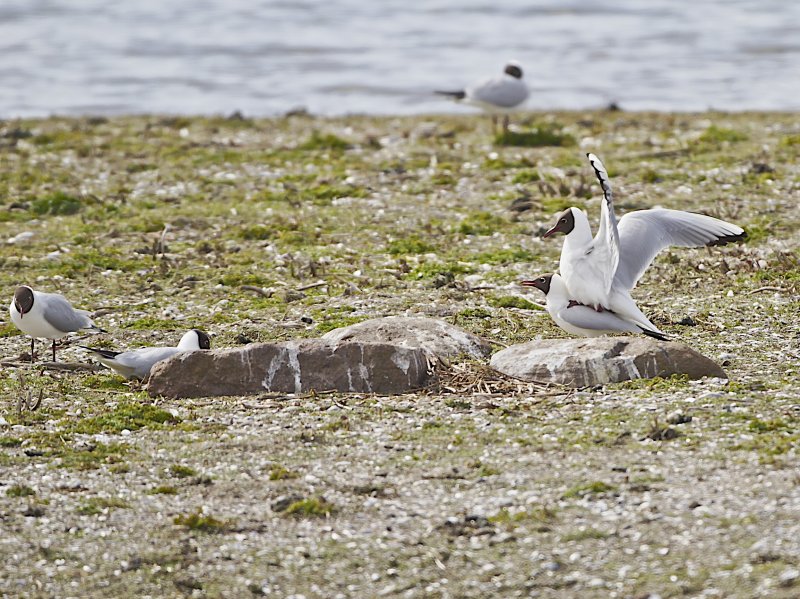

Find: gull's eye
538;277;546;283
559;218;566;224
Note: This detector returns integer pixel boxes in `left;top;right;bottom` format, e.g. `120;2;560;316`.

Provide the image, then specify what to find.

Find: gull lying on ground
522;273;667;340
80;329;211;381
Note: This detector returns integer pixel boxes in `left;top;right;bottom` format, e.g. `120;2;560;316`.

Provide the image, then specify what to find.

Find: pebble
779;568;799;587
666;410;692;425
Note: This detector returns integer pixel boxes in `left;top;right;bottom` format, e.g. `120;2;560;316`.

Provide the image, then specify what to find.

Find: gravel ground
0;111;798;598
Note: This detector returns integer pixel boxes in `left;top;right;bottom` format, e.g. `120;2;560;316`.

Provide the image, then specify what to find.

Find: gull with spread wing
543;153;745;328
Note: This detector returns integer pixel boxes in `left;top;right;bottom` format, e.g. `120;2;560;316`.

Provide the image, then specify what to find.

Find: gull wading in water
435;61;529;132
9;285;104;362
521;274;667;340
543;153;746;328
80;329;211;381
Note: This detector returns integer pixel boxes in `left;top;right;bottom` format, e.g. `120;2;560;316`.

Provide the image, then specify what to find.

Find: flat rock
147;339;433;399
322;316;491;360
490;337;727;388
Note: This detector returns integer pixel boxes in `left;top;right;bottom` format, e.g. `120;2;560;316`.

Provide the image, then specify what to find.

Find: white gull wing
615;209;746;290
466;75;529;110
587;153;620;297
38;292;96;333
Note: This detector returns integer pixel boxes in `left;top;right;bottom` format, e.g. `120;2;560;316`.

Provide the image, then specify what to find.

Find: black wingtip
706;230;747;247
435;90;466;100
78;345;120;359
640;328;669;341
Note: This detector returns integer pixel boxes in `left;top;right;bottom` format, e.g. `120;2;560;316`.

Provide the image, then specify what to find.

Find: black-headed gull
80;329;211;380
543;153;745;321
9;285;103;362
521;274;667;340
435;61;529;132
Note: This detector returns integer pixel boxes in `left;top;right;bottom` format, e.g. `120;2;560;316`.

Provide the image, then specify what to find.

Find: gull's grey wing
615;209;746;290
587;153;620;296
98;347;179;380
467;76;528;108
40;293;95;333
556;305;642;334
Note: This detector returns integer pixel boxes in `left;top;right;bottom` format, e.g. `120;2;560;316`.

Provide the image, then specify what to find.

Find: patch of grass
563;481;617;499
282;496;336;518
300;131;350;151
618;374;690;392
81;375;129;391
6;484;36;497
458;211;505;235
457;307;492;319
174;509;231;532
269;465;300;481
30;191;83;216
495;125;576;148
0;437;23;447
169;465;198;479
641;169;663;183
387;236;435;255
410;261;476;281
69;402;180;434
0;322;22;338
238;224;274;240
489;295;542;310
511;169;541;184
77;497;129;515
473;248;535;265
696;125;748;145
489;506;558;525
147;485;179;495
124;317;183;331
57;442;128;471
561;528;610;541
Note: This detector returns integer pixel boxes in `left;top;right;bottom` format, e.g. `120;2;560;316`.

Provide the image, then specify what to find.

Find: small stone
779;568;800;587
543;561;561;572
666;410;692;425
278;289;306;303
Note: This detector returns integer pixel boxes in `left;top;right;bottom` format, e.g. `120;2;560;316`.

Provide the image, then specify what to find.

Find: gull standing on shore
9;285;104;362
435;61;529;132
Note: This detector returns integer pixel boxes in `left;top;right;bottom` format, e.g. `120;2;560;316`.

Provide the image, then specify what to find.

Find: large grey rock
147;339;433;399
490;337;726;388
322;316;491;360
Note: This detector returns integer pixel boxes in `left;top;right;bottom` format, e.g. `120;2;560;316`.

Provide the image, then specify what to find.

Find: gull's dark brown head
13;286;34;318
520;274;553;295
504;62;523;79
543;208;576;238
193;329;211;350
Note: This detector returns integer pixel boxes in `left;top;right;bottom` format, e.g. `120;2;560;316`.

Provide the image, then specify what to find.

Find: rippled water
1;0;798;117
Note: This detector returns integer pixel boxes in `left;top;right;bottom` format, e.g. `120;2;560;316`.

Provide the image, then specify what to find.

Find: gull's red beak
542;223;559;238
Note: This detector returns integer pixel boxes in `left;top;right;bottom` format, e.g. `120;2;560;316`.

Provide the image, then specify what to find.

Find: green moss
238;224;274;240
458;211;505;235
124;318;183;331
410;261;475;280
147;485;179;495
169;464;198;478
489;506;557;525
300;131;350;151
6;484;36;497
269;465;300;481
0;437;23;447
69;402;180;434
55;441;128;471
387;236;435;255
563;481;617;499
30;191;83;216
316;315;369;334
457;307;492;319
77;497;129;515
495;125;576;148
0;322;22;338
281;496;336;518
473;248;535;265
511;169;541;184
641;169;663;183
696;125;748;145
173;509;231;532
81;375;129;391
617;374;690;392
561;528;610;541
489;295;542;310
